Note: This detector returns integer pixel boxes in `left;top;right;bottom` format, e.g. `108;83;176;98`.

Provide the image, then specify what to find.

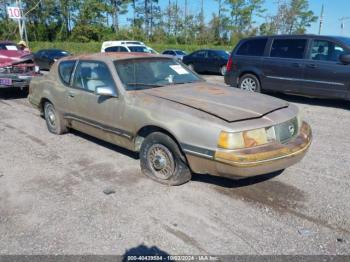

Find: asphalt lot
0;74;349;255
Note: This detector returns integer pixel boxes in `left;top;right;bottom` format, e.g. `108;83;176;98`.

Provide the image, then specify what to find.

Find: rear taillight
226;55;233;72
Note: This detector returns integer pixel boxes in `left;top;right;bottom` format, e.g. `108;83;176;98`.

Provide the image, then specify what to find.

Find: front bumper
185;121;312;178
0;74;32;89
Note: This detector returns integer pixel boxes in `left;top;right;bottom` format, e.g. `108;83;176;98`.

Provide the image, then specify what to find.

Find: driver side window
311;40;345;62
72;61;116;93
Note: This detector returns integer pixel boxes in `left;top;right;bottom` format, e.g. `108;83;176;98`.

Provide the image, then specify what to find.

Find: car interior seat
86;66;107;92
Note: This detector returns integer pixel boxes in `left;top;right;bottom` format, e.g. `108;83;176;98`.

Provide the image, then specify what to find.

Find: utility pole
200;0;204;32
184;0;188;44
339;16;350;35
318;3;324;35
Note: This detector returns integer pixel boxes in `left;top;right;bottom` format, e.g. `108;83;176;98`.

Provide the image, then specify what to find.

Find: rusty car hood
142;83;289;122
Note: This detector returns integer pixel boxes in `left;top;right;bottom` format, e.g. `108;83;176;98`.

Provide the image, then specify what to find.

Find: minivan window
58;61;76;85
270;39;307;59
105;46;120;52
337;37;350;47
236;38;267;56
310;40;345;62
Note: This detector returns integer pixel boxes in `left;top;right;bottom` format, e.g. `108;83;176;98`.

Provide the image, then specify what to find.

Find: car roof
164;49;183;52
102;40;145;48
242;34;348;40
60;52;168;62
38;49;67;52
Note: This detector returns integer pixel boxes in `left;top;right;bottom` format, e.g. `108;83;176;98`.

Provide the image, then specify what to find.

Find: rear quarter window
105;46;120;52
58;61;76;85
236;38;267;56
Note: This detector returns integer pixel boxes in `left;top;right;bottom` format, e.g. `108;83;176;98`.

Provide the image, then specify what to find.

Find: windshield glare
114;58;202;91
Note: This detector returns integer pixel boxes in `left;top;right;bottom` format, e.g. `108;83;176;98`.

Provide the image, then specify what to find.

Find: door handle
292;63;302;68
68;91;75;97
306;64;317;69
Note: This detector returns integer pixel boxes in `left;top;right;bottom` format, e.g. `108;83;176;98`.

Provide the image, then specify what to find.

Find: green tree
286;0;317;34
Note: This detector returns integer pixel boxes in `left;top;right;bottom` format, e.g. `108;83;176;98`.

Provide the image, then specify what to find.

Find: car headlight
35;66;40;73
218;127;277;150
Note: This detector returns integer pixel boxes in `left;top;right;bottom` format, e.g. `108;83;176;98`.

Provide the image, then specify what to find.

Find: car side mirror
340;54;350;65
95;86;116;97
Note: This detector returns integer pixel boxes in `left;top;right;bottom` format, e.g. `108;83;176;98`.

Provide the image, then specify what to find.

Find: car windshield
128;46;151;53
215;50;229;58
337;37;350;47
0;43;18;51
175;50;186;55
114;58;202;91
51;50;69;57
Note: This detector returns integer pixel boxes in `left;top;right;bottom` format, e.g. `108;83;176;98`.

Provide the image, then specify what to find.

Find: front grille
274;117;299;144
0;65;35;74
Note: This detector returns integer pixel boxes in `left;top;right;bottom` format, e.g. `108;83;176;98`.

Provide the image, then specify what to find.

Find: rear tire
220;65;227;76
140;132;192;186
44;102;67;135
238;74;261;92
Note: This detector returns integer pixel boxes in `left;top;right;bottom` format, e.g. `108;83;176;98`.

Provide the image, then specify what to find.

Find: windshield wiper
127;82;164;87
170;81;198;85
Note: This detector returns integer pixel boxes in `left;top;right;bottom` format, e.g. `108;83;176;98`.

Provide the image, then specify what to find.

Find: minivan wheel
140;132;192;186
44;102;67;135
220;65;227;76
239;74;261;92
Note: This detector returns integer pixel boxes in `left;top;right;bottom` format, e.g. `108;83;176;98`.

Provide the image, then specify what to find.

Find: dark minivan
225;35;350;100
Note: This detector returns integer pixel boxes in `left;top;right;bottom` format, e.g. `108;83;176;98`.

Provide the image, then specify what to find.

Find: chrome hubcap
240;78;257;92
221;66;227;75
147;144;175;180
45;104;56;128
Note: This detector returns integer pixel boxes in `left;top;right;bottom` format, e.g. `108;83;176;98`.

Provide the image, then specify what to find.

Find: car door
262;38;308;93
193;50;207;72
302;39;349;99
66;60;128;146
207;50;222;73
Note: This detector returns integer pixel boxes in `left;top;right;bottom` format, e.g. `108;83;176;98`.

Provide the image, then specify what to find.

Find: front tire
238;74;261;92
140;132;192;186
44;102;67;135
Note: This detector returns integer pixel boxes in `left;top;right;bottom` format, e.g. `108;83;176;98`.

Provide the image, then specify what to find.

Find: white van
101;41;157;54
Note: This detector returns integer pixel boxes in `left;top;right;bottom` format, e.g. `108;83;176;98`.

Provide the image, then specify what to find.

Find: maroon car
0;41;40;90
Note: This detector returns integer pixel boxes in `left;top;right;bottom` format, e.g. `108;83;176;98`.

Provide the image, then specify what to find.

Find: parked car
225;35;350;100
101;41;157;54
162;49;187;60
182;49;229;76
34;49;70;70
28;53;312;186
0;41;40;90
